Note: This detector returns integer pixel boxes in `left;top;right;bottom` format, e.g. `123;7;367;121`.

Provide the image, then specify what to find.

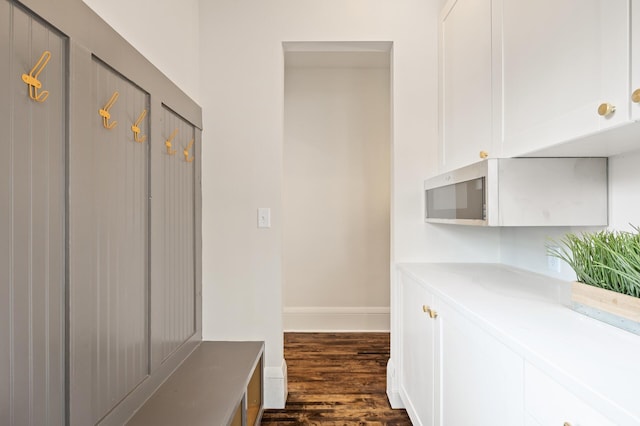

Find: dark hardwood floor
261;332;412;425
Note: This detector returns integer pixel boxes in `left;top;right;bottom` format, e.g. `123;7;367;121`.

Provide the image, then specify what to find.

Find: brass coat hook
183;139;194;163
165;128;178;155
132;109;147;143
21;50;51;102
99;91;119;129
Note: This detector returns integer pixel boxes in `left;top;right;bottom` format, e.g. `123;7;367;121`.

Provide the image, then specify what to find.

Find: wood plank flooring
261;333;412;425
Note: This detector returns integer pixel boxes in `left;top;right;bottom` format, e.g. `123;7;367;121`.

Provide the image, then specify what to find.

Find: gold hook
21;50;51;102
99;91;119;129
165;128;178;155
131;109;147;143
183;139;194;163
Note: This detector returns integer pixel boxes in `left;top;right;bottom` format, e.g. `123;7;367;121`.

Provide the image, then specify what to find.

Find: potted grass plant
547;226;640;334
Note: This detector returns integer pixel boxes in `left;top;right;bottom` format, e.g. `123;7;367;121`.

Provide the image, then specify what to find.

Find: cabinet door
632;0;640;120
440;302;524;426
440;0;493;172
525;363;615;426
399;273;436;426
498;0;630;157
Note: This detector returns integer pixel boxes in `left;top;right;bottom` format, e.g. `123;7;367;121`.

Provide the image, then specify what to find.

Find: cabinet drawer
525;363;614;426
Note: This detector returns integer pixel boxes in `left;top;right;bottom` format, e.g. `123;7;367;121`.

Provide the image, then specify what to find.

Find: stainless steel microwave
424;158;608;226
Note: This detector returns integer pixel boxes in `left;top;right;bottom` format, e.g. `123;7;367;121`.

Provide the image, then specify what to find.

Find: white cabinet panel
632;0;640;120
399;273;437;426
398;271;525;426
392;264;640;426
498;0;629;157
440;301;524;426
439;0;493;172
524;414;542;426
525;363;615;426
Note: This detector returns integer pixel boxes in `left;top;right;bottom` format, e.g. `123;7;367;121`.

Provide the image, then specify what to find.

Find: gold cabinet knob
597;102;616;117
479;150;489;159
422;305;438;319
563;423;572;426
632;89;640;103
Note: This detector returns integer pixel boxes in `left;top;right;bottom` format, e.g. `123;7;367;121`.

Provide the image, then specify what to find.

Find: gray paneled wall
90;59;150;422
158;106;196;362
1;0;203;425
0;2;66;425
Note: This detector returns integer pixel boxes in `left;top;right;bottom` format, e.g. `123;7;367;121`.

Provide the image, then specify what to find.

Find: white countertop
398;263;640;425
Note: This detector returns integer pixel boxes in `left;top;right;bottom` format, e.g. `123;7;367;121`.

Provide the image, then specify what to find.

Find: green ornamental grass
547;226;640;298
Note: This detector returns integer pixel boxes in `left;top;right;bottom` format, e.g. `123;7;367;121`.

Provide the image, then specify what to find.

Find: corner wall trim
264;359;288;409
386;358;404;409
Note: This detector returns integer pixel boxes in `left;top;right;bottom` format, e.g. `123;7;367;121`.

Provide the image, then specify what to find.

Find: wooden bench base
127;341;264;426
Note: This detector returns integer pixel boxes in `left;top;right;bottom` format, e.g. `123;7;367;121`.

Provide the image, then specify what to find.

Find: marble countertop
398;263;640;425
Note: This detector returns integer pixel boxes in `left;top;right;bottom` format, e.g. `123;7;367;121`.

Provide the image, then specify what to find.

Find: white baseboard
283;306;390;332
264;359;287;409
386;358;404;409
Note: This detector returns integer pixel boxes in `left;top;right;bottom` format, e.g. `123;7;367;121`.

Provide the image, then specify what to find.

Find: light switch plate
258;208;271;228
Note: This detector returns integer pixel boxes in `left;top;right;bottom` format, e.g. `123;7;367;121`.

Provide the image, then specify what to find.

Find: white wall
500;149;640;279
80;0;502;409
283;61;391;331
608;150;640;232
51;0;640;413
81;0;200;103
199;0;501;409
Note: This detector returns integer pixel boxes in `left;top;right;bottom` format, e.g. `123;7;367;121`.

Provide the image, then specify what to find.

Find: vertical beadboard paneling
90;59;150;423
0;2;66;425
159;106;196;362
0;1;11;422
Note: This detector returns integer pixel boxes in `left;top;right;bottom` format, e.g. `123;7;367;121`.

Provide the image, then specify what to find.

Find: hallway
262;333;412;425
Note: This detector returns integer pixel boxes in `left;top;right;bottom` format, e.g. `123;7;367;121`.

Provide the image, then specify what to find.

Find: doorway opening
282;42;392;331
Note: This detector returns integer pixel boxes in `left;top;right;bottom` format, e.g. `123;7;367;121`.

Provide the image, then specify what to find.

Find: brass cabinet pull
479;150;489;159
632;89;640;103
563;423;571;426
422;305;438;319
597;102;616;117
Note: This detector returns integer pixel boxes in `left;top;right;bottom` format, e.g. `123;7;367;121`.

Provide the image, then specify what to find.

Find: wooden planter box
571;281;640;335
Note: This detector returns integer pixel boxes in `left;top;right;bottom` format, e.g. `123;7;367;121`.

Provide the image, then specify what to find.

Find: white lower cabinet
392;265;636;426
398;271;524;426
399;273;437;426
524;363;615;426
439;300;524;426
397;270;615;426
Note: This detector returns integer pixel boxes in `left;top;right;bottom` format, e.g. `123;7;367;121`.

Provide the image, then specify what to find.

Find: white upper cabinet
439;0;640;161
497;0;630;157
439;0;493;172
